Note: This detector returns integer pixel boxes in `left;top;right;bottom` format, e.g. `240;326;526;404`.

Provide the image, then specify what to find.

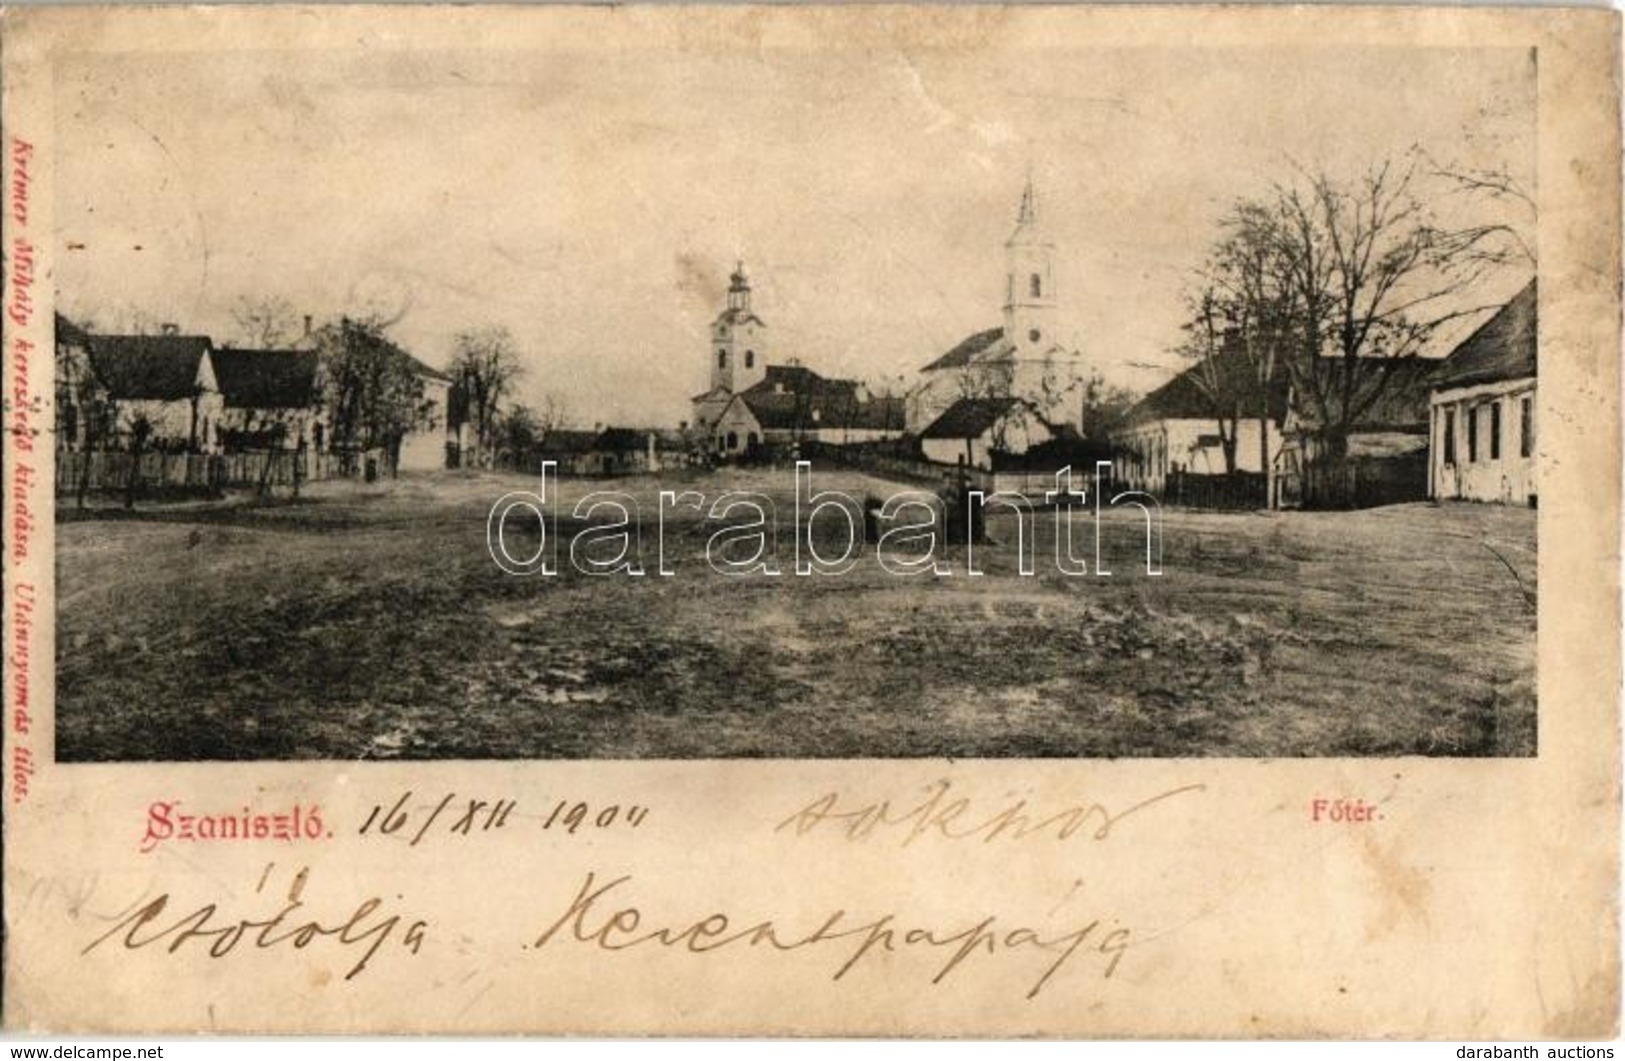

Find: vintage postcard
2;3;1618;1038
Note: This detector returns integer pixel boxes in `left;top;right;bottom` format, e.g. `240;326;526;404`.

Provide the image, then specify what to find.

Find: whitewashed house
1429;280;1537;506
84;327;224;452
1111;349;1288;494
212;347;326;453
919;396;1054;470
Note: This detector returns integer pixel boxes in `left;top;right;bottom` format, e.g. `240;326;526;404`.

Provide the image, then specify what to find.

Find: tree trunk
1320;429;1350;463
1260;414;1273;510
124;441;144;510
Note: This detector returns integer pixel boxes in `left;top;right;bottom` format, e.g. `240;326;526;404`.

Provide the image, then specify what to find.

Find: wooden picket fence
1275;455;1427;510
55;450;340;494
1165;470;1268;511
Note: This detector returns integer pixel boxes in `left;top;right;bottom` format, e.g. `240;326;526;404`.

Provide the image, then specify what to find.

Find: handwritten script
777;778;1206;846
532;871;1129;1000
83;863;428;980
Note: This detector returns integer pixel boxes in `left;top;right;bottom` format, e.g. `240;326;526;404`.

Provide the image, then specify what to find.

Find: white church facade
906;176;1091;435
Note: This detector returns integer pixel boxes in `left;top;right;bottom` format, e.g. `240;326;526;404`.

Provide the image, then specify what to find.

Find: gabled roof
742;363;855;400
1122;348;1290;427
87;334;214;401
691;384;732;403
1340;357;1437;430
1284;356;1437;434
735;364;890;431
55;313;91;349
920;396;1041;440
323;320;452;384
1432;280;1537;390
738;390;813;431
921;327;1006;372
212;348;320;410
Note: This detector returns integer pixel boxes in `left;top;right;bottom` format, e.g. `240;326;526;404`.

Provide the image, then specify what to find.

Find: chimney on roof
303;315;313;340
160;322;179;336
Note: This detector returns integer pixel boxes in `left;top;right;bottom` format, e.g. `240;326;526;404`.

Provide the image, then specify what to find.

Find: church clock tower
1002;174;1058;351
710;261;768;394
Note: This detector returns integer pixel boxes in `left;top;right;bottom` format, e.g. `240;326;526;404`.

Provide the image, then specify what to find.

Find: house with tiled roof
212;347;326;452
906;175;1091;435
81;327;224;452
708;362;906;457
1429;280;1537;505
1111;347;1290;494
919;396;1054;470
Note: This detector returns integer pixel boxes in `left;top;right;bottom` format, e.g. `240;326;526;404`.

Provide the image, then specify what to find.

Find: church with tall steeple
710;262;769;395
690;260;906;458
906;172;1090;434
690;261;768;443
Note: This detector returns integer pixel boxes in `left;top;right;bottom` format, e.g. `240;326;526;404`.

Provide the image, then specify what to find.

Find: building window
1028;329;1041;344
725;430;739;451
1489;401;1502;461
1467;406;1479;463
745;350;755;368
1443;408;1456;466
718;350;727;369
1029;273;1042;299
1520;396;1534;458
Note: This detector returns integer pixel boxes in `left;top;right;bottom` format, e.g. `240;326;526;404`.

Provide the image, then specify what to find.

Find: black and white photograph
47;37;1541;762
6;5;1619;1043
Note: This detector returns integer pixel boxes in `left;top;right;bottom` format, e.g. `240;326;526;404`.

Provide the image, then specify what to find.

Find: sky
54;37;1535;427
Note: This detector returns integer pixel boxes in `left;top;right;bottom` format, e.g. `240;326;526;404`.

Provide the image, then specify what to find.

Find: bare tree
533;393;568;439
953;360;1017;460
315;317;437;476
1176;287;1245;474
1280;155;1521;454
229;295;301;348
1184;200;1298;493
1226;152;1525;461
82;304;162;336
1079;369;1139;445
449;326;524;469
1420;150;1536;268
493;403;540;471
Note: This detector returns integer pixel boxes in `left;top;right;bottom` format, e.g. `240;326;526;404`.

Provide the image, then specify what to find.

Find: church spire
1003;169;1056;349
1016;165;1037;226
727;259;752;313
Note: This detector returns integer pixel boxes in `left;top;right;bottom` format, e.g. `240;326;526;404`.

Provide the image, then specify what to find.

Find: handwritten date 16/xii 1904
357;791;647;845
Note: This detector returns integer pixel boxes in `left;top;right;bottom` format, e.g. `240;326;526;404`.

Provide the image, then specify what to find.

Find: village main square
49;45;1537;761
